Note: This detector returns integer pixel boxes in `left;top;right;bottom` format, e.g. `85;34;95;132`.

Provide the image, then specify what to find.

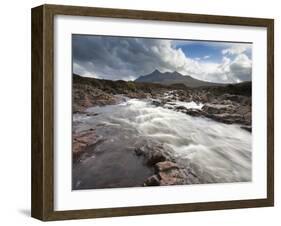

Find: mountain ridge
135;69;227;88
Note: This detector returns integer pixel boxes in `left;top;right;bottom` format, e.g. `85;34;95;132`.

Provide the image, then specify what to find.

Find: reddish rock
73;84;119;112
73;129;99;162
158;169;184;186
156;161;179;172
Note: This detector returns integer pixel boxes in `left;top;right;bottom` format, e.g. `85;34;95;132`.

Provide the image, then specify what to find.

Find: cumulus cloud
207;54;252;83
222;44;249;56
73;35;252;83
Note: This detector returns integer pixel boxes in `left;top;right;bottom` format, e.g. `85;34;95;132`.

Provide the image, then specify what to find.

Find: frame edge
266;19;274;206
31;5;45;221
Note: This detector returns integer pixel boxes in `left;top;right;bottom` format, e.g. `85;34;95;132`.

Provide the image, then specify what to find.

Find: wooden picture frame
31;4;274;221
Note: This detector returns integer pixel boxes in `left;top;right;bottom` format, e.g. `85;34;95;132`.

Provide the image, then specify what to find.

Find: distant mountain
135;69;226;88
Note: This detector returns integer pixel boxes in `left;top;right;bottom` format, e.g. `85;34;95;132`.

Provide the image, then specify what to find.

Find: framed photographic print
31;4;274;221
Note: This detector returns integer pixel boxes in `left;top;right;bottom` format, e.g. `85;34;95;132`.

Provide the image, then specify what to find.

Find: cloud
207;54;252;83
222;44;249;55
73;35;252;83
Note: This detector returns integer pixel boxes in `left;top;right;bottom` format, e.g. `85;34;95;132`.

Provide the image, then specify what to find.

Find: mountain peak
135;70;223;88
152;69;161;74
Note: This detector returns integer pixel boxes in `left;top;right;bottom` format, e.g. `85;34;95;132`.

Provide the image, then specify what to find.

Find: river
72;97;252;190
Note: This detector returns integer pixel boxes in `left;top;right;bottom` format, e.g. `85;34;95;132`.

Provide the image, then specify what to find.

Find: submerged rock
72;129;102;162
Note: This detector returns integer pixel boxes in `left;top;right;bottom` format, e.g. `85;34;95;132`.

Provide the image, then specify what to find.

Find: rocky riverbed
151;90;252;131
72;75;252;189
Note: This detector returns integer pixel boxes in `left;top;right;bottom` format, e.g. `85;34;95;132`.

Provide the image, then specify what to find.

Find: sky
72;35;252;83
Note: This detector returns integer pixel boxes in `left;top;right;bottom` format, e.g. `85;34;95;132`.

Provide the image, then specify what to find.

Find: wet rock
147;150;168;165
73;129;100;162
175;105;187;111
144;175;160;186
155;161;187;185
206;113;245;124
158;168;185;186
156;161;179;172
243;112;251;124
73;130;98;146
202;103;235;115
134;143;173;165
220;94;246;103
135;143;201;187
200;92;213;103
185;109;205;117
152;99;163;107
86;112;99;116
134;146;145;156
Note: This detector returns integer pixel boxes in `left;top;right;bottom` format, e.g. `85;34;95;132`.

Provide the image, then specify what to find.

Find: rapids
73;97;251;189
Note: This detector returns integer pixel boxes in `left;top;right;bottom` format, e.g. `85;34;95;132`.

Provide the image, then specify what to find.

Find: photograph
71;35;252;190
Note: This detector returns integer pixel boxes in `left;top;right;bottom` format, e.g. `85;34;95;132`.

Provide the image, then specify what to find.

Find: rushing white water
74;98;252;185
164;100;204;110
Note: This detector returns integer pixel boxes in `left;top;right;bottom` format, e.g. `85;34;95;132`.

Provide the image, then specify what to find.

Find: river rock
154;161;189;186
144;175;160;186
220;94;247;103
202;103;235;114
134;146;145;156
185;109;205;117
175;105;188;111
207;113;245;124
152;99;164;107
86;112;99;116
134;142;174;165
73;129;100;162
147;150;168;165
73;84;120;112
158;168;185;186
156;161;179;172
